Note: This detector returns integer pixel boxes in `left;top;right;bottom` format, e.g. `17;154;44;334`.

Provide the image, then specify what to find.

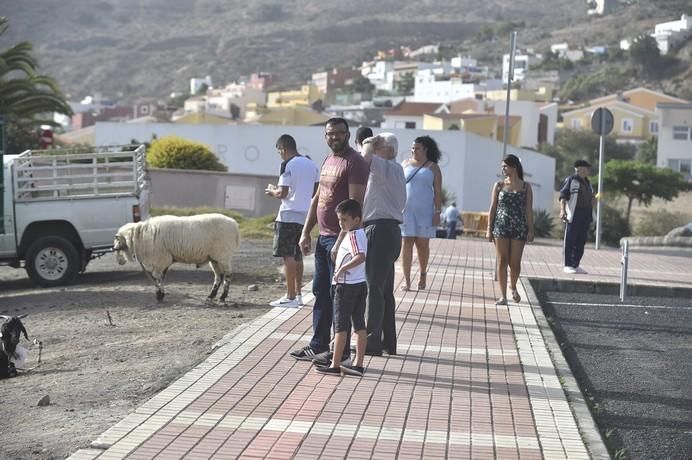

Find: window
405;121;416;129
668;159;679;171
571;118;582;129
681;160;692;176
673;126;690;140
621;118;634;133
649;121;659;134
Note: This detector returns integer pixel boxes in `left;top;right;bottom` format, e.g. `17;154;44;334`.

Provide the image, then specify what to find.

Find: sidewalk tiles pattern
68;239;692;459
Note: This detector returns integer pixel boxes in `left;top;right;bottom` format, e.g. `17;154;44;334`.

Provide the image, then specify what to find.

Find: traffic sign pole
590;107;613;250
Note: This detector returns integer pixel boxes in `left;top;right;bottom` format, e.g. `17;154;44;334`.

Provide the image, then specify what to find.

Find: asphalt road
539;290;692;460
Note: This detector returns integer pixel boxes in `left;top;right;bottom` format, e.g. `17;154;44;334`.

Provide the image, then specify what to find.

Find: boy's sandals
400;283;410;292
511;289;521;303
495;298;508;306
418;272;427;290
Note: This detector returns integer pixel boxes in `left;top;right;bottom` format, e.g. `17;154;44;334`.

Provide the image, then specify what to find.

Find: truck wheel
25;236;80;287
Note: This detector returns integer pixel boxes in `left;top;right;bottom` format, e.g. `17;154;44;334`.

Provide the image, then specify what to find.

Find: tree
629;34;661;78
603;160;690;227
395;73;415;95
348;76;375;95
636;136;657;165
539;129;635;188
147;136;227;172
0;17;72;153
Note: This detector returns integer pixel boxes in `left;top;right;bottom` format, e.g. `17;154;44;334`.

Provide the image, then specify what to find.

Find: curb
523;278;611;460
529;277;692;298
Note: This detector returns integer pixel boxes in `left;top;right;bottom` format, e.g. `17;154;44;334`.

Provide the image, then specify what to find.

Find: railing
620;239;629;302
13;146;147;202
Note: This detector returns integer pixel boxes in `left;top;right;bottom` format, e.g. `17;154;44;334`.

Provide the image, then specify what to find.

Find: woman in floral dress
486;154;534;305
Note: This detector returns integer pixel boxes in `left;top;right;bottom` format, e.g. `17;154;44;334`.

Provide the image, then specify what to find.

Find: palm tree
0;17;72;153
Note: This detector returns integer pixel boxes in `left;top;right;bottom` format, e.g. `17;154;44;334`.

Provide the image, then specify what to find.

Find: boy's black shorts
333;282;367;333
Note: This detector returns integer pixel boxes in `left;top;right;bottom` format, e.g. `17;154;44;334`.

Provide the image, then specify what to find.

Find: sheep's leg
219;275;231;302
207;261;222;300
152;267;168;302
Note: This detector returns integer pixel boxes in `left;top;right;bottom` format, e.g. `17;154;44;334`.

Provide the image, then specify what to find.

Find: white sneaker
296;294;303;305
269;297;301;308
563;266;577;274
574;266;588;274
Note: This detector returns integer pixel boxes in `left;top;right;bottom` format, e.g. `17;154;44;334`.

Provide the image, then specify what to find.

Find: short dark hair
325;117;349;131
355;127;373;146
276;134;297;151
414;135;441;163
335;199;362;219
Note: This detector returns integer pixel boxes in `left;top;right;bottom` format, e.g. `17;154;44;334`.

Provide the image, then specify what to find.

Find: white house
502;54;540;82
414;68;503;103
487;100;558;147
656;102;692;180
182;83;265;120
587;0;616;16
94;122;556;213
653;14;692;54
361;61;396;92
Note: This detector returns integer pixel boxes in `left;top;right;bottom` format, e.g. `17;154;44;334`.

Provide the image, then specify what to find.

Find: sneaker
315;366;342;376
296;294;303;305
563;266;577;274
312;351;351;367
270;296;301;308
341;365;365;377
290;345;320;361
574;266;588;274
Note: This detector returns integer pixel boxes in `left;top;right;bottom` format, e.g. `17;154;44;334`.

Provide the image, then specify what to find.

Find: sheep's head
113;223;137;265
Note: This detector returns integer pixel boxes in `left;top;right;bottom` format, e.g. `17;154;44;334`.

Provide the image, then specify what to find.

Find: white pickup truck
0;145;150;286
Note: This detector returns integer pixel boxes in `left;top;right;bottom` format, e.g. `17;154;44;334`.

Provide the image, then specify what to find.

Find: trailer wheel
25;236;80;287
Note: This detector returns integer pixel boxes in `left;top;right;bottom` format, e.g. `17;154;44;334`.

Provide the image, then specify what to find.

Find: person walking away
486;154;534;305
290;118;369;365
265;134;320;307
355;126;373;152
360;133;406;356
400;136;443;291
442;202;462;239
315;199;368;377
559;159;594;274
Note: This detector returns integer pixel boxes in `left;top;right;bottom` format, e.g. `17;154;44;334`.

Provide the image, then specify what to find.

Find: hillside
1;0;690;101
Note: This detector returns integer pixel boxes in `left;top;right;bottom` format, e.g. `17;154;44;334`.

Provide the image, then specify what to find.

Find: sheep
113;214;241;302
1;315;29;379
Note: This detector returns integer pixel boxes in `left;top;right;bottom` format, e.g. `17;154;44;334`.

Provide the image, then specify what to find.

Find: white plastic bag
11;345;28;369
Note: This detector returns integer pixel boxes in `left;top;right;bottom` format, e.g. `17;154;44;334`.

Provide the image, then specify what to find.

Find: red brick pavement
68;239;692;460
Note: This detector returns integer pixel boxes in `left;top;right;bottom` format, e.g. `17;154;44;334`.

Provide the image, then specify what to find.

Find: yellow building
267;84;323;108
423;113;523;146
173;112;234;125
485;87;553;102
246;105;330;126
561;87;689;142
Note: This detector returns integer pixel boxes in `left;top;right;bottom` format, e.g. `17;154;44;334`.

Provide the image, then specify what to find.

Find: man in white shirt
442;202;462;239
265;134;320;307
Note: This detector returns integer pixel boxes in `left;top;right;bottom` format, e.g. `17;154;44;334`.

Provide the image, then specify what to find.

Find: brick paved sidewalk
68;239;691;459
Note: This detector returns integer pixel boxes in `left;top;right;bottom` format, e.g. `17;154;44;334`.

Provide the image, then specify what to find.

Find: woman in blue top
486;154;534;305
400;136;443;291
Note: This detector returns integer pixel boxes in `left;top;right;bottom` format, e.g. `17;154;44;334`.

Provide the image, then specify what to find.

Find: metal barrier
620;239;629;302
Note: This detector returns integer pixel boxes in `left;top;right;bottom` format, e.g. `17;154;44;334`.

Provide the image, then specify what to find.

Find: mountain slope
0;0;688;101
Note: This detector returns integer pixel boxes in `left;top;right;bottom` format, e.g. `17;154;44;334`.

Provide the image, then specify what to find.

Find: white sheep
113;214;240;302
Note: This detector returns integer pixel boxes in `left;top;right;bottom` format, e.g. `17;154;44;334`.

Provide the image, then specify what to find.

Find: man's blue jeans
309;235;337;353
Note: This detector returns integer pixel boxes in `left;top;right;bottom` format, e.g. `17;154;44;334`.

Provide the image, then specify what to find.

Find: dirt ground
0;239;286;460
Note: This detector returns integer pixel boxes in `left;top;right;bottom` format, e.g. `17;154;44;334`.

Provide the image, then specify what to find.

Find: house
248;72;275;91
244;105;330;126
413;69;503;103
422;113;523;146
311;67;361;104
653;14;691;54
183;83;266;120
502;54;541;82
267;85;323;109
173;112;234;125
656;103;692;180
190;76;212;95
587;0;616;16
561;87;689;143
381;102;447;129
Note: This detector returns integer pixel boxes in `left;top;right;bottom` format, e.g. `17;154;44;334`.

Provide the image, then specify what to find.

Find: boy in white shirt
316;199;368;377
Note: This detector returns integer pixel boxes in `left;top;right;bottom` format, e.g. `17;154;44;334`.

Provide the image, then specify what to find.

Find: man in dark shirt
559;159;594;274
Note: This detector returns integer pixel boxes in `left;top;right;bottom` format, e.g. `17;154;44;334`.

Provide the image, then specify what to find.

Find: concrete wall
96;122;555;215
148;168;278;217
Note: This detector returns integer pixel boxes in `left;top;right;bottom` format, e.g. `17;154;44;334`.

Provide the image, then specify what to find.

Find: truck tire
25;236;80;287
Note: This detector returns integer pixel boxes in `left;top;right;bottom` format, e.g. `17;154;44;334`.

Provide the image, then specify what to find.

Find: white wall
656;105;692;177
95;122;555;214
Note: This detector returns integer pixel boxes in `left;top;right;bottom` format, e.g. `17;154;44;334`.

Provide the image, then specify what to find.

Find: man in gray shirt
360;132;406;355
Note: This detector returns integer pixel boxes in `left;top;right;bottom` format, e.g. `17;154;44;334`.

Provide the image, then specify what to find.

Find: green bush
588;204;630;246
147;136;227;171
533;208;555;238
633;209;691;236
